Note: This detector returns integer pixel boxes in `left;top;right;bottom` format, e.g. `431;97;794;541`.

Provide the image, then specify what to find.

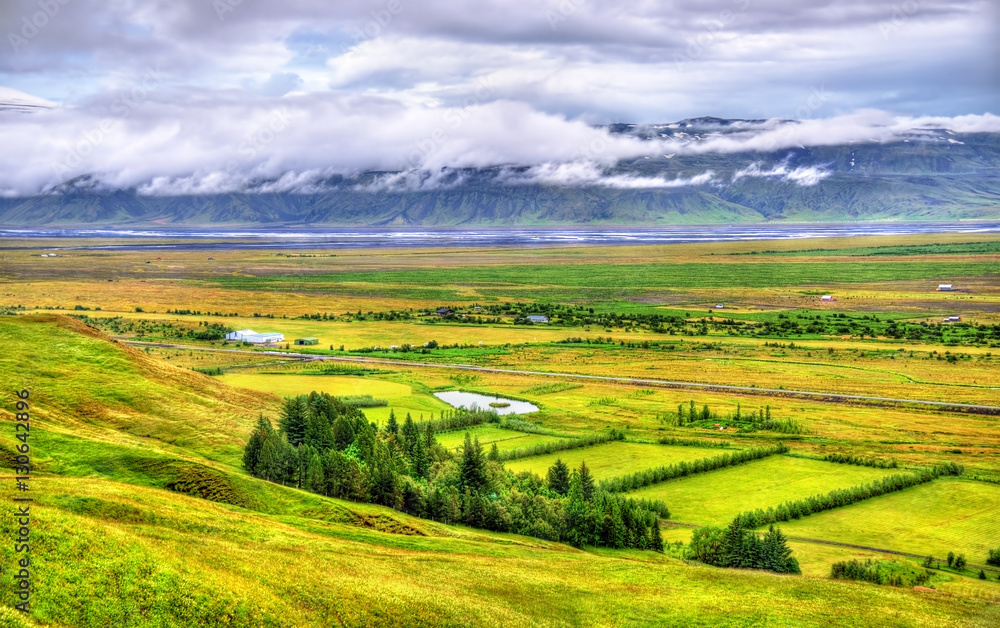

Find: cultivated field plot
628;456;899;525
435;425;571;453
217;373;449;424
777;478;1000;561
504;442;728;480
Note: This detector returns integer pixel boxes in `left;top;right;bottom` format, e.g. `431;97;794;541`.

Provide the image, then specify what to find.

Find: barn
295;337;319;345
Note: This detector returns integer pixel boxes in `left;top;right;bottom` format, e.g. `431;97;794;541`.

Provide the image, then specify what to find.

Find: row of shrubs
498;430;625;462
823;453;899;469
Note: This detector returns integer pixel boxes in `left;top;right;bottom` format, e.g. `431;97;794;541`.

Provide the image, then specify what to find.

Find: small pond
433;391;539;415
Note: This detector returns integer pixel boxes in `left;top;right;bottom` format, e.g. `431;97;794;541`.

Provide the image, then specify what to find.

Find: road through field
122;341;1000;415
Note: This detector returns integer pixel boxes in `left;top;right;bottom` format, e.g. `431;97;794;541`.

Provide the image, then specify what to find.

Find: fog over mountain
1;0;996;225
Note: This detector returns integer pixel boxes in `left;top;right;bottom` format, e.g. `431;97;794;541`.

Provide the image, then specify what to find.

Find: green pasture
435;425;570;453
627;456;900;525
778;478;1000;563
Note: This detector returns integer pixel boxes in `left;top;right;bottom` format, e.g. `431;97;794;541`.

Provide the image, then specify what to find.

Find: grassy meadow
626;456;901;525
1;232;999;625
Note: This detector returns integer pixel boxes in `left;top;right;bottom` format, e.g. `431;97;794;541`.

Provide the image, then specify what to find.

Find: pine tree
460;433;488;493
305;452;325;494
578;461;595;501
386;409;399;436
401;413;419;458
547;458;570;495
650;519;665;553
411;434;430;480
279;396;309;446
488;442;500;461
947;551;955;567
242;415;273;475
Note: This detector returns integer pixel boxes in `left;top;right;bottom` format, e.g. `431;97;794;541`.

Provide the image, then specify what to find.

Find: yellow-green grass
3;475;999;628
786;542;1000;601
504;441;727;480
217;372;451;424
435;424;570;453
0;314;280;467
778;478;1000;562
628;456;901;525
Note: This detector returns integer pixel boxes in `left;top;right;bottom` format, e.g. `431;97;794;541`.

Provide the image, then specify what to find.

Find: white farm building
225;329;285;344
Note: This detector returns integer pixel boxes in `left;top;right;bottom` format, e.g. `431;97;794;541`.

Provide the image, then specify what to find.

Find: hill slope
0;315;997;626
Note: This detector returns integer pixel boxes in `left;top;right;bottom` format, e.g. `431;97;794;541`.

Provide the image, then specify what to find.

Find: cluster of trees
831;559;930;587
823;453;899;469
656;436;731;449
599;445;789;493
72;314;234;341
689;518;800;574
732;463;964;528
988;547;1000;567
664;401;802;433
242;393;667;551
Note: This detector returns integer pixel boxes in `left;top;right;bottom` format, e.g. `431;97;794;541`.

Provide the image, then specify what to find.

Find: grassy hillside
1;315;998;626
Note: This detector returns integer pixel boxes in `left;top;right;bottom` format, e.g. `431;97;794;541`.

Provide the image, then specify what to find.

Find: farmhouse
294;337;319;345
938;284;953;291
225;329;285;344
436;307;454;316
527;315;549;323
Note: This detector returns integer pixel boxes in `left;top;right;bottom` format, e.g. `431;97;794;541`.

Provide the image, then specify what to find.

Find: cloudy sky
0;0;997;196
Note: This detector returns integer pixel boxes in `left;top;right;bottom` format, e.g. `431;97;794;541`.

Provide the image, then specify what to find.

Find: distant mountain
2;119;998;226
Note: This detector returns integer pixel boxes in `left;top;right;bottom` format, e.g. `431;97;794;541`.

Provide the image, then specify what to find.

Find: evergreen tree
760;525;799;573
701;404;711;421
650;519;665;553
411;434;430;480
304;412;333;451
385;409;399;436
401;413;419;457
547;458;570;495
279;396;309;446
578;461;595;501
947;551;955;567
242;415;273;475
488;442;500;461
954;554;967;570
305;452;325;494
460;433;488;493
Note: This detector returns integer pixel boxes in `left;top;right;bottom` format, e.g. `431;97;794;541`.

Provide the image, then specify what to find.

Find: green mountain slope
2;130;998;226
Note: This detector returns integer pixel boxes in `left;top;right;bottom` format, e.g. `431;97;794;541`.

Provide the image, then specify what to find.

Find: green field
628;456;900;525
218;372;450;424
504;441;728;480
207;258;1000;302
435;425;570;453
778;478;1000;562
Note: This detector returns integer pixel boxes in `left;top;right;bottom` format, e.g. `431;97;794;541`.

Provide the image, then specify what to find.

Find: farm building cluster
225;329;285;344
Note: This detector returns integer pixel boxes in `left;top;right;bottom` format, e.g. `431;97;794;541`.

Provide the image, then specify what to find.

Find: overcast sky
0;0;997;195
